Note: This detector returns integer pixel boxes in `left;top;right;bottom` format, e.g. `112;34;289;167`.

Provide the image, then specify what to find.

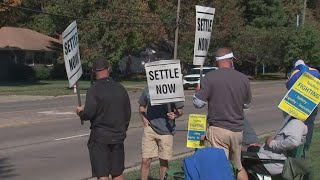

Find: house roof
0;27;62;51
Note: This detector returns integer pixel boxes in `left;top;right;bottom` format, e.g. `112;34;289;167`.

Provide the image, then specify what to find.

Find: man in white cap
193;47;251;180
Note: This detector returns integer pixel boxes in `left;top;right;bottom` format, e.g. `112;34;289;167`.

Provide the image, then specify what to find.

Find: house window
34;52;45;64
25;51;34;65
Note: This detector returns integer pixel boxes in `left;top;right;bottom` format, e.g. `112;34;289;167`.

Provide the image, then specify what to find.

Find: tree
170;0;245;66
0;0;21;11
282;27;320;71
232;26;285;75
0;0;23;26
243;0;287;28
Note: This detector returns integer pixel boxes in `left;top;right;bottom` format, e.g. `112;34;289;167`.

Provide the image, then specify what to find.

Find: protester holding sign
284;59;320;151
193;47;251;180
76;57;131;180
138;86;183;180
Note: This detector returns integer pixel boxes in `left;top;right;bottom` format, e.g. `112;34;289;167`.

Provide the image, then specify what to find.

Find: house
0;27;62;80
118;40;174;75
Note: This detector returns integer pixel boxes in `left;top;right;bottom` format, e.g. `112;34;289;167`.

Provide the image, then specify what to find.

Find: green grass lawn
306;124;320;180
125;125;320;180
124;158;185;180
0;80;146;96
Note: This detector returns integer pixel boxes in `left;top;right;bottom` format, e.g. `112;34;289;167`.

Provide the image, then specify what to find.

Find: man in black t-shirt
76;57;131;180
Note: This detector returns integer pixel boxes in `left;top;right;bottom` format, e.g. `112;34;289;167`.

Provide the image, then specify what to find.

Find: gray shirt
194;68;251;132
258;119;307;175
138;87;184;135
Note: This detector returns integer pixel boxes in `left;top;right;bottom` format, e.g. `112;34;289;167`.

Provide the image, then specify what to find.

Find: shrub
51;63;67;79
34;66;52;80
8;64;35;80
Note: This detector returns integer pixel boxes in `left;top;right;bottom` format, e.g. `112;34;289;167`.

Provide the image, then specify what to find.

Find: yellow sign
278;72;320;121
186;114;206;148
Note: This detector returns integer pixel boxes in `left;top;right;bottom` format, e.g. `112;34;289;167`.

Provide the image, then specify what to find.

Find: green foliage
232;27;285;71
34;66;52;80
29;14;56;36
8;64;35;81
244;0;287;28
282;27;320;69
51;63;67;79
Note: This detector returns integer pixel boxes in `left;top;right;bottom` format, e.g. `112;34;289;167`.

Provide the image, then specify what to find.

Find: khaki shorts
142;126;173;160
206;126;243;170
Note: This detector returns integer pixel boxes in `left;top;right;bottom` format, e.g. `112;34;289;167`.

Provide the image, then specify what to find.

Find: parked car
183;67;218;90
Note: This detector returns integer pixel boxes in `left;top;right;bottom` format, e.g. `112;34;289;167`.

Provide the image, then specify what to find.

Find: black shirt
79;77;131;144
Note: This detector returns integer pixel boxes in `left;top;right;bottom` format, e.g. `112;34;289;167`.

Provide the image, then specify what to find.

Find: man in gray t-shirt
193;47;251;180
139;86;184;180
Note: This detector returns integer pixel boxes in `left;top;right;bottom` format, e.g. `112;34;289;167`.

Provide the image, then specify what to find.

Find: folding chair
165;147;236;180
242;145;310;180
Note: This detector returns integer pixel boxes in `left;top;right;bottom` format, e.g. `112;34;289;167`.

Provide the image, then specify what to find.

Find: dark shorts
87;140;125;178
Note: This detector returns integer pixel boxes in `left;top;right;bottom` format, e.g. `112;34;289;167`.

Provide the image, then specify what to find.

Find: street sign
187;114;206;148
278;72;320;121
193;5;215;66
62;21;83;87
145;60;185;106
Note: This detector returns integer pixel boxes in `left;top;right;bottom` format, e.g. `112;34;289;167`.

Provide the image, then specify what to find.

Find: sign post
187;114;206;149
145;60;185;106
62;20;83;125
193;5;215;87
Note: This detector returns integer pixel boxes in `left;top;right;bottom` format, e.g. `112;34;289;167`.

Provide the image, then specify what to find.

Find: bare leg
97;176;109;180
237;168;248;180
140;158;152;180
159;158;169;180
112;174;124;180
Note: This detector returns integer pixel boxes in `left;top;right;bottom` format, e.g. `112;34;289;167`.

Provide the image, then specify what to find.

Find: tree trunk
262;63;265;75
255;65;258;76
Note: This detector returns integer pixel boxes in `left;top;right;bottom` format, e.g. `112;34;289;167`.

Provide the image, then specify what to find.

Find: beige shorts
206;126;243;170
142;126;173;160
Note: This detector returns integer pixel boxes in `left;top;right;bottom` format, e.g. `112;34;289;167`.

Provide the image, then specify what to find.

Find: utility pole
173;0;181;59
296;15;300;32
302;0;307;27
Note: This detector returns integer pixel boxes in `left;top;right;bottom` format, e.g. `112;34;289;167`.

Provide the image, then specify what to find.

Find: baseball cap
93;56;110;71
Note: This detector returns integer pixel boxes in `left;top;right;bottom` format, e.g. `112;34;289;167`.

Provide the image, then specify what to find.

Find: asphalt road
0;80;317;180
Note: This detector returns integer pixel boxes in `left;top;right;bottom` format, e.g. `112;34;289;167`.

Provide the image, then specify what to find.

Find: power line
0;3;162;25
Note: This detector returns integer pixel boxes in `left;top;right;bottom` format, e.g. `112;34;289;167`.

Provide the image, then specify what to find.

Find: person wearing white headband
193;47;251;180
216;52;236;61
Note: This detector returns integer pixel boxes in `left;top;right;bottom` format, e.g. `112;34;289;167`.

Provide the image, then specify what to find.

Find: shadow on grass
0;81;49;87
0;157;17;179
